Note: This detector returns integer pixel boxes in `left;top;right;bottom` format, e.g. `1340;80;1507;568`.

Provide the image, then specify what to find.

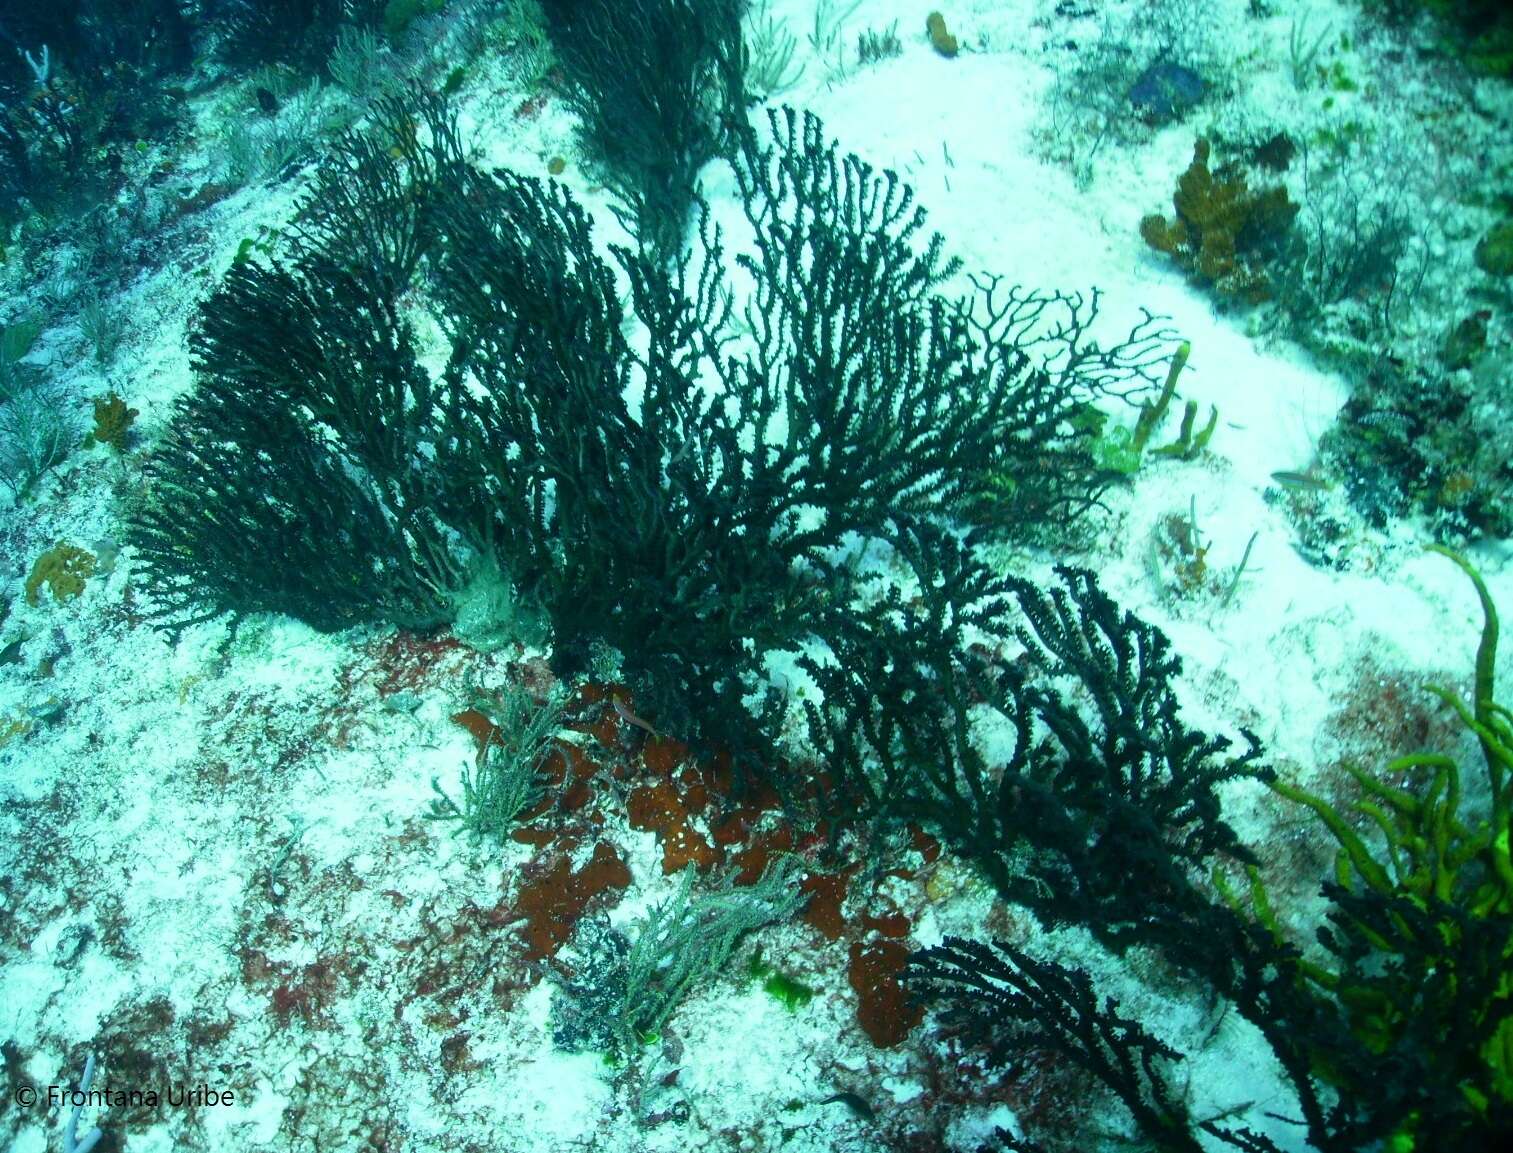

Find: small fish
383;690;423;714
611;696;662;739
1269;469;1331;492
27;698;65;723
818;1091;875;1121
254;87;279;115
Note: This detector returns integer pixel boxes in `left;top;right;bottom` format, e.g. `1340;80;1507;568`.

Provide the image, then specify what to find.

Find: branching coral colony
117;55;1513;1143
909;548;1513;1152
129;91;1175;781
539;0;746;262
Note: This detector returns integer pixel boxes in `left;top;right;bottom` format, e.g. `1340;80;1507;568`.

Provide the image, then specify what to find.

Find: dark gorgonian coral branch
130;94;472;636
894;549;1513;1151
539;0;746;260
908;937;1204;1153
131;96;1159;778
803;530;1267;947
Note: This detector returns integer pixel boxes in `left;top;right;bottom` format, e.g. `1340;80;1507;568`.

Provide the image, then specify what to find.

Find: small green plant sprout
233;225;280;267
1150;400;1217;461
78;293;126;366
0;315;43;403
1288;15;1333;91
744;0;805;97
426;682;565;842
856;22;902;67
488;0;555;86
1145;496;1259;613
1271;546;1511;912
1134;343;1216;460
1222;546;1513;1146
809;0;864;83
617;856;806;1054
747;946;815;1010
1094;342;1216;473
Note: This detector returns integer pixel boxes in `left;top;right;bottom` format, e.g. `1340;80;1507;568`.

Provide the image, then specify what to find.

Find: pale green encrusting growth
427;683;566;843
617;855;806;1052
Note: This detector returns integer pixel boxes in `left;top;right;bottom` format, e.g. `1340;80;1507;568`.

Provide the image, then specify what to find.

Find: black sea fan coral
803;535;1268;942
132;95;1166;774
909;937;1202;1153
539;0;746;259
130;95;472;635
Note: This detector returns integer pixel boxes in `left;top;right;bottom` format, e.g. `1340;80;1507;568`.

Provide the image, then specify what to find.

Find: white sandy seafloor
1;1;1510;1151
